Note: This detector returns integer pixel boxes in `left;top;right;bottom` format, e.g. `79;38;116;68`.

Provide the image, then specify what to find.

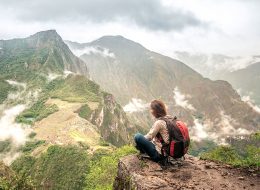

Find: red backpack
156;116;190;158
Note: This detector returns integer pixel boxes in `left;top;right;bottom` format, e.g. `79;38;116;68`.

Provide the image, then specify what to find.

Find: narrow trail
114;155;259;190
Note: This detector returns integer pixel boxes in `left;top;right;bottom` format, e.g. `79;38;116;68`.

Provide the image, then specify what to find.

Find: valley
0;30;259;190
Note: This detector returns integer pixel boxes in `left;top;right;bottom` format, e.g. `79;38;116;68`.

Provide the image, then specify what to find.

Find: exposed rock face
113;155;259;190
90;92;138;146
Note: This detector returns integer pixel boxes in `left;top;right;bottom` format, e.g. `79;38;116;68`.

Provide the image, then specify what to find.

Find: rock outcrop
113;155;259;190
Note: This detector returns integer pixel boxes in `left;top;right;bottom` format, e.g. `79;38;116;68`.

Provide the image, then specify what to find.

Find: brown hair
150;99;167;118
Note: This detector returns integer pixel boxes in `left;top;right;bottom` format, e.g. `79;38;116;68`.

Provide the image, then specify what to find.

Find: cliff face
113;155;259;190
90;92;137;146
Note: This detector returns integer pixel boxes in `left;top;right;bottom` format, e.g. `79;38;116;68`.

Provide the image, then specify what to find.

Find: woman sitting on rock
134;99;174;162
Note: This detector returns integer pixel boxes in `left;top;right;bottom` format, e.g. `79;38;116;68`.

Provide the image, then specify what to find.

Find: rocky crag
113;155;259;190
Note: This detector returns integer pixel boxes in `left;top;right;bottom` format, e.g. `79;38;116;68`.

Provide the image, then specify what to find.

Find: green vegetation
10;145;137;190
28;132;37;139
189;140;217;156
0;140;12;153
0;79;16;104
0;162;34;190
78;104;92;120
16;98;59;124
20;140;46;153
201;133;260;167
0;31;139;190
16;74;102;125
45;75;101;103
99;138;110;146
85;145;137;190
12;145;90;190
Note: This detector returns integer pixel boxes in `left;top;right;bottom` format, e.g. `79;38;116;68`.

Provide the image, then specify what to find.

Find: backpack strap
156;133;168;157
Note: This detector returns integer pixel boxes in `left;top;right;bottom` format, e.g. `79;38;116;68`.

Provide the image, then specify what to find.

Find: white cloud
39;71;76;82
46;73;62;81
173;52;260;78
218;111;250;136
190;111;251;143
1;81;34;146
2;152;21;166
190;118;219;142
123;98;149;113
242;95;260;113
63;70;75;77
0;105;29;145
5;80;27;101
72;46;115;58
6;80;26;89
173;87;195;111
190;118;209;141
0;80;40;164
0;0;259;59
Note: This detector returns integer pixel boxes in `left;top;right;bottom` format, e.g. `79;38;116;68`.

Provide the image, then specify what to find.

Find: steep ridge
0;30;88;78
66;37;260;142
0;30;137;150
113;155;259;190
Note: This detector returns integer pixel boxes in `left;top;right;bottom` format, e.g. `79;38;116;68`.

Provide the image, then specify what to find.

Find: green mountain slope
0;30;141;190
0;161;34;190
0;30;137;148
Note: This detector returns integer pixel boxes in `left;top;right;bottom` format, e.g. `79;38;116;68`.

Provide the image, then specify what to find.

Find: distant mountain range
173;51;260;79
173;51;260;106
221;62;260;106
66;36;260;143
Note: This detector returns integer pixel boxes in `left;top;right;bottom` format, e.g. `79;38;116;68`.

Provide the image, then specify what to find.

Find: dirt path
114;155;259;190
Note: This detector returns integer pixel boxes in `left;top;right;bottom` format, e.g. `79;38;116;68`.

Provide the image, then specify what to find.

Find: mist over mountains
66;35;260;144
173;52;260;106
0;29;259;189
1;29;259;151
0;30;139;163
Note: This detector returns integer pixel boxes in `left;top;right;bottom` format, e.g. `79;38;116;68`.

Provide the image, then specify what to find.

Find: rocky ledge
113;155;259;190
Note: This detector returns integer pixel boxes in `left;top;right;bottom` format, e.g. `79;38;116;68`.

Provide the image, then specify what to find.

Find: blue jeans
134;133;163;162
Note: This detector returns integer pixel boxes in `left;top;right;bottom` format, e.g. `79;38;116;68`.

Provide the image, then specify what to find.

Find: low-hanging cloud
0;0;204;31
0;80;39;165
0;105;29;145
72;46;115;58
123;98;149;113
242;95;260;113
173;87;196;111
190;111;251;144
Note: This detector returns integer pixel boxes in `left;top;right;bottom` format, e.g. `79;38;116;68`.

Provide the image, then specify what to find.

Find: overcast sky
0;0;259;57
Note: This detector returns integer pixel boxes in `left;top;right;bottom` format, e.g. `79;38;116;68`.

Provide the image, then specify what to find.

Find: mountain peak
31;29;59;37
89;35;146;51
28;29;63;43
